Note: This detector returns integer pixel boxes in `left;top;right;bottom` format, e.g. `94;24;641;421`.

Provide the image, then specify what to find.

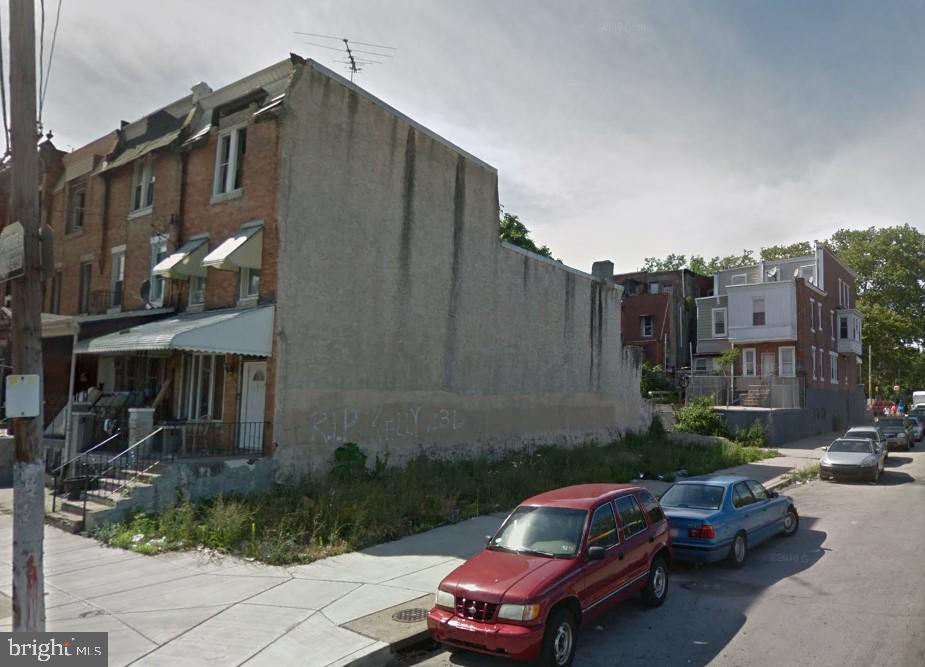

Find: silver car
905;415;924;442
820;438;885;483
874;417;911;451
844;426;889;462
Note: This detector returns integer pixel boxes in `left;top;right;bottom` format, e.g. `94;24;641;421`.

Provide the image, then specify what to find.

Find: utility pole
9;0;46;632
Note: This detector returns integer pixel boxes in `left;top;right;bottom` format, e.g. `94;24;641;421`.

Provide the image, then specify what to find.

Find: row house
692;243;864;415
614;269;712;372
1;58;294;462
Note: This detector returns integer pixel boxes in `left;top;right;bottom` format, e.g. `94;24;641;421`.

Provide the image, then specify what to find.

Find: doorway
239;360;267;450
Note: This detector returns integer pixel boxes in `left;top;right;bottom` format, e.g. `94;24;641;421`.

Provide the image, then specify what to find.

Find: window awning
201;224;262;271
75;306;274;357
152;238;209;279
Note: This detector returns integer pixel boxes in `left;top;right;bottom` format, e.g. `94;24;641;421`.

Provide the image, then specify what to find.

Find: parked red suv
427;484;671;666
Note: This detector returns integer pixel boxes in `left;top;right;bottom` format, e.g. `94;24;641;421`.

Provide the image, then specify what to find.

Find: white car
844;426;888;462
820;438;886;483
905;415;924;442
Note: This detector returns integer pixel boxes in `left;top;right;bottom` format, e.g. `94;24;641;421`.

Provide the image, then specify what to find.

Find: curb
343;630;432;667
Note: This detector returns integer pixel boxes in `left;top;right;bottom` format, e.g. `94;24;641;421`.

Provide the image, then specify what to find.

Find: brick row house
0;58;293;464
614;269;712;372
691;243;865;436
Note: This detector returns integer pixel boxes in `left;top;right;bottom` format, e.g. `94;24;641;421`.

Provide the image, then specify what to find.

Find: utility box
5;374;40;418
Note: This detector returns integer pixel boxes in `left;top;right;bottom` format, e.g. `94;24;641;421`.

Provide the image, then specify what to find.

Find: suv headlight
498;603;542;622
434;589;455;611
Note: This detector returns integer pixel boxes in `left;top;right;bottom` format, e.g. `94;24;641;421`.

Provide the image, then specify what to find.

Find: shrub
676;398;728;437
648;413;667;440
640;363;674;398
734;420;769;448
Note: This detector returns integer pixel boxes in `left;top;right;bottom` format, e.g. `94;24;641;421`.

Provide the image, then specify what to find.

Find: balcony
836;309;863;356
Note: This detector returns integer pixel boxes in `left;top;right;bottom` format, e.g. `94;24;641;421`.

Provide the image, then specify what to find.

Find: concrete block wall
271;63;648;473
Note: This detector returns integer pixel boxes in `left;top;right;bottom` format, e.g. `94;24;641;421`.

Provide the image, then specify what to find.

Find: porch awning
201;223;262;271
75;306;274;356
152;238;209;278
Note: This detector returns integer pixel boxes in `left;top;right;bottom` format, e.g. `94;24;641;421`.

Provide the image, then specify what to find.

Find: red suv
427;484;671;666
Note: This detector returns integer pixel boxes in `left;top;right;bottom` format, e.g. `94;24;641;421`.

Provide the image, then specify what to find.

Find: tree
688;251;754;276
760;242;813;261
717;347;740;407
640;253;686;272
499;212;553;258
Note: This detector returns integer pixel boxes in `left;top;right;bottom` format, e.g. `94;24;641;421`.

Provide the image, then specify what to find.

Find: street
398;448;925;667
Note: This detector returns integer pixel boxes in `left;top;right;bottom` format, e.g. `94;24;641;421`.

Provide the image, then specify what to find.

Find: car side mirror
822;446;828;451
485;535;493;546
587;545;606;561
768;490;779;498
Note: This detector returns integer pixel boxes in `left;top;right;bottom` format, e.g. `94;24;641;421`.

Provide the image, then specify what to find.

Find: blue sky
23;0;925;272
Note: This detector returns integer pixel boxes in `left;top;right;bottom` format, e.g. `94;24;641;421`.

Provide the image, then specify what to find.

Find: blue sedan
660;475;799;567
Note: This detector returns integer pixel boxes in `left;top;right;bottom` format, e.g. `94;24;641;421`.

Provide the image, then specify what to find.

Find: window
640;315;654;338
811;345;816;380
818;348;824;381
694;357;709;372
239;267;260;299
110;248;125;310
840;315;849;340
149;235;168;307
648;282;660;295
730;273;747;286
745;481;769;502
213;126;247;196
809;298;815;331
817;302;823;333
830;352;838;384
752;298;766;326
179;353;226;420
732;482;755;508
662;285;673;295
838;278;844;306
78;262;92;314
587;504;619;548
712;308;727;337
830;310;835;340
131;159;155;213
48;271;62;314
614;495;647;539
779;346;796;378
638;491;665;524
189;274;206;306
743;348;757;376
67;185;86;233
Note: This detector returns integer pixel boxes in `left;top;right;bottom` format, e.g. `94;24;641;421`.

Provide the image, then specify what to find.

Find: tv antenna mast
294;32;395;82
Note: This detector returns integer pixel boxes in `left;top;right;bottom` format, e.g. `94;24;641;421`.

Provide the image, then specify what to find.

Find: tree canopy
499;212;553;258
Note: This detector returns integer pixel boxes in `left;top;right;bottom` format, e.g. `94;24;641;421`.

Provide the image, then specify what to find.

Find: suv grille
455;596;498;622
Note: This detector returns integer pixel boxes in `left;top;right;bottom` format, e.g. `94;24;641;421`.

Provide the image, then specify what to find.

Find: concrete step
45;511;84;534
59;497;115;518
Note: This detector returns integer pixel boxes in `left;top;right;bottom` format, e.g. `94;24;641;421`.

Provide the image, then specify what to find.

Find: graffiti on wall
307;405;466;447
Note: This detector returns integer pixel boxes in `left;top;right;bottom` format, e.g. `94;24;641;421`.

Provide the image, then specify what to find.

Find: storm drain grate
392;607;429;623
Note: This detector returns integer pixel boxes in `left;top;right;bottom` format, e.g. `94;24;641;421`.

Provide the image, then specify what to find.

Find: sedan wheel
642;556;669;607
728;532;747;568
782;508;799;537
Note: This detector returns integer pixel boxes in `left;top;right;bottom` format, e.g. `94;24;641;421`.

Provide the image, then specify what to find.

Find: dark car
660;476;798;567
428;484;671;666
874;416;913;451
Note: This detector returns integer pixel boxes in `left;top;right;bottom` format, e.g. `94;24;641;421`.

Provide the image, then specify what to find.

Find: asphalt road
397;447;925;667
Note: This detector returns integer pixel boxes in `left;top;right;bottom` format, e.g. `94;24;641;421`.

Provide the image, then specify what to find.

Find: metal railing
686;374;805;409
50;431;124;513
86;427;166;504
88;289;121;314
159;421;268;457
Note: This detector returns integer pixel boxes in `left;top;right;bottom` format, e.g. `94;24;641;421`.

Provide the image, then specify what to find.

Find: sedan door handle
648;535;655;543
618;552;625;560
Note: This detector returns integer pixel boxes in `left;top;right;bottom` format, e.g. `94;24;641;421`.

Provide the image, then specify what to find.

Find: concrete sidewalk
0;432;833;667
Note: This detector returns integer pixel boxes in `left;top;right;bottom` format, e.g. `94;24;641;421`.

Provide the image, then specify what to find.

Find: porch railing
158;421;268;458
686;374;805;409
50;430;124;513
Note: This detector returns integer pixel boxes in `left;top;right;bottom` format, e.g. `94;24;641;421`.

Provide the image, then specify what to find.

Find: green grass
91;433;778;565
784;463;821;486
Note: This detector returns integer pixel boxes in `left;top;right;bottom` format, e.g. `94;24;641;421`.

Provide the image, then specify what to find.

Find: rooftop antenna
294;32;395;82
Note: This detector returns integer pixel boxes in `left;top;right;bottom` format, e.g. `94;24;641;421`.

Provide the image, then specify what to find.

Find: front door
239;361;267;451
761;352;775;377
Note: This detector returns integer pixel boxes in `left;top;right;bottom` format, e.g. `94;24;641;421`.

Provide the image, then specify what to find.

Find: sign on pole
0;222;25;282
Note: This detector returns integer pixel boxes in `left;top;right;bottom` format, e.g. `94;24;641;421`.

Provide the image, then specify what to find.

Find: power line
40;0;63;123
38;0;44;129
0;10;9;156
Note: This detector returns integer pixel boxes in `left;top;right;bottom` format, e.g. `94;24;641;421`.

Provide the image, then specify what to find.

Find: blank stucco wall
272;63;648;472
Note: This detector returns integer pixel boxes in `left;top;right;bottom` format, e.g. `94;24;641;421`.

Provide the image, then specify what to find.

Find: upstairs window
830;352;838;384
730;273;747;286
78;262;92;314
110;248;125;310
213;126;247;196
149;235;168;307
189;275;206;306
67;184;86;233
240;266;260;300
640;315;654;338
648;282;660;295
830;310;835;340
131;159;155;213
752;298;766;326
712;308;726;337
48;271;62;314
809;298;815;331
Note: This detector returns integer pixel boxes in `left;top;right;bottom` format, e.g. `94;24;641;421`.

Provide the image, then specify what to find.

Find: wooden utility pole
9;0;46;631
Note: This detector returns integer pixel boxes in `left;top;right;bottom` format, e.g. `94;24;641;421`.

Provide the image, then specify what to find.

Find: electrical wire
40;0;62;120
38;0;44;129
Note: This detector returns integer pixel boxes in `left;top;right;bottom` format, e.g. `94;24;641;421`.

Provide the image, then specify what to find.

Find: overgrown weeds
92;433;777;565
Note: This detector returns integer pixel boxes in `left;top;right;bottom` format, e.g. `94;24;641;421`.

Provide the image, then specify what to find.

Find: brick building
690;243;865;440
614;269;712;371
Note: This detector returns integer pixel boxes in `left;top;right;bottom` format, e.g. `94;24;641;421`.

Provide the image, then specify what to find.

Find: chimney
191;82;212;103
592;260;615;283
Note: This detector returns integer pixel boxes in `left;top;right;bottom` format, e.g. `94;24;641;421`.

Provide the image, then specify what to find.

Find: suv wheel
538;608;577;667
728;532;747;568
641;556;669;607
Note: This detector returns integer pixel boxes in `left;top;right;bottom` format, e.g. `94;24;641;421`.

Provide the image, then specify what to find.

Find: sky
12;0;925;273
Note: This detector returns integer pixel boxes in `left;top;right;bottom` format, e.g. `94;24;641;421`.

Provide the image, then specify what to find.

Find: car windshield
829;440;873;453
489;506;586;558
878;418;904;427
659;483;725;510
845;430;876;440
